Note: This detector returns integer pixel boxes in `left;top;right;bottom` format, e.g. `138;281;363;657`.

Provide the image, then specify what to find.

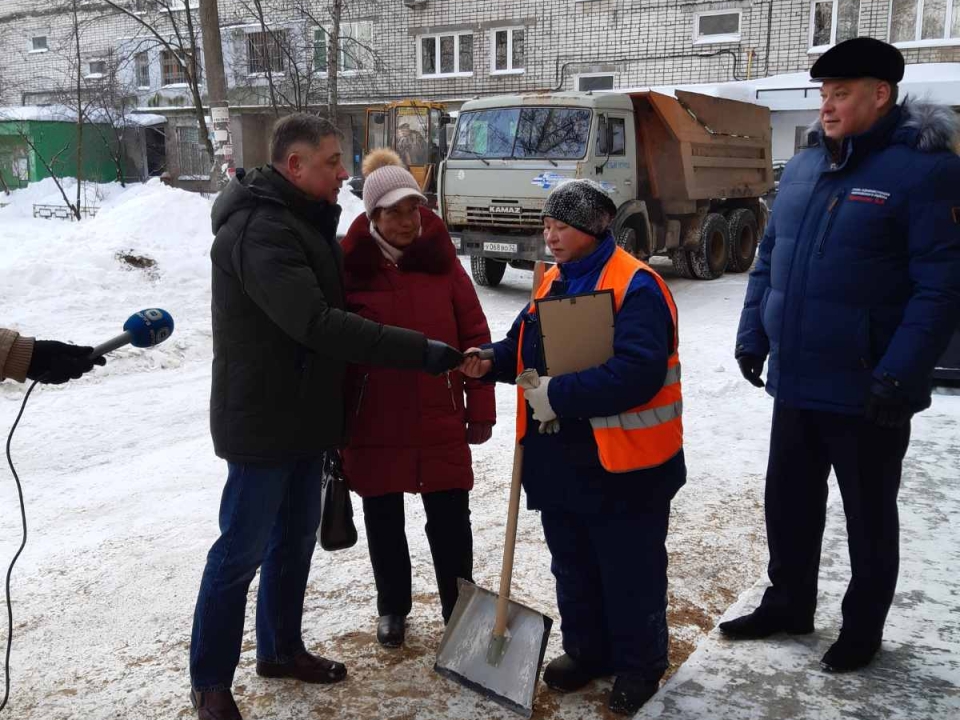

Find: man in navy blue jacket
722;37;960;673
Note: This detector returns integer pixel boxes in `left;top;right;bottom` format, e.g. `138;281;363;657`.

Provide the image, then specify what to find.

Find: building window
597;116;626;156
890;0;960;44
575;73;615;91
176;125;211;179
810;0;861;49
314;21;373;74
491;27;524;74
161;50;191;86
694;10;742;44
31;36;48;52
795;125;812;153
135;52;151;88
418;32;473;78
86;60;106;78
247;30;286;74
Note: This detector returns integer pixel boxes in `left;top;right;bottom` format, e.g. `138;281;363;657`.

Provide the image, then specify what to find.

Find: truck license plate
483;242;517;254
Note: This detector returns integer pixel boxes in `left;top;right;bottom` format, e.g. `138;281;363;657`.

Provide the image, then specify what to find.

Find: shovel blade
434;579;553;718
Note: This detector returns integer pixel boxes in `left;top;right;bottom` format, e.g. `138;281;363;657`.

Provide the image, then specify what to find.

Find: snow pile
0;177;133;219
1;177;366;380
0;179;215;379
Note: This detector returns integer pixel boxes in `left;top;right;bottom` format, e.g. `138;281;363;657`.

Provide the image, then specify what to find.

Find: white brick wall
2;1;958;108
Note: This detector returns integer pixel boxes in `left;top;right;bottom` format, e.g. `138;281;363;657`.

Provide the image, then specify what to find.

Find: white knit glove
523;376;557;424
539;418;561;435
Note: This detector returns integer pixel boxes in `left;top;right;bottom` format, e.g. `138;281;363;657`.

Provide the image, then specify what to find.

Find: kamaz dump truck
438;89;774;285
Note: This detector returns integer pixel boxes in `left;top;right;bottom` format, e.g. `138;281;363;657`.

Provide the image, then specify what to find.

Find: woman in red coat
341;149;496;648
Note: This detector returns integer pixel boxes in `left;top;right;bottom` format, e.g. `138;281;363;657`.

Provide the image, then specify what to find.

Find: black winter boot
377;615;406;648
718;607;814;639
541;654;605;692
820;633;881;673
190;688;242;720
608;672;661;715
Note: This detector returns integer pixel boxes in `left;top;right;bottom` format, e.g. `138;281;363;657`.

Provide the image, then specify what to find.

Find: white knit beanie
361;149;427;217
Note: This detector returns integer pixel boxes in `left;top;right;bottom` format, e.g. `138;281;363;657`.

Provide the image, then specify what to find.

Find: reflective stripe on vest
515;248;683;472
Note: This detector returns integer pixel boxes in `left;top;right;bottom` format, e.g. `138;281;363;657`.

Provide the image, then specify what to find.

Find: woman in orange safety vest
462;179;687;716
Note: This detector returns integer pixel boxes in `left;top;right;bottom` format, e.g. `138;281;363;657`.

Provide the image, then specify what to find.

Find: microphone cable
0;378;40;712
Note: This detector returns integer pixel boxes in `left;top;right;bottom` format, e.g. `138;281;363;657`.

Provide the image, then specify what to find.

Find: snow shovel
434;370;553;717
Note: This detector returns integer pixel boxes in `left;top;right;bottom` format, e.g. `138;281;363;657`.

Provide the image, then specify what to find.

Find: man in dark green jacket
190;114;462;720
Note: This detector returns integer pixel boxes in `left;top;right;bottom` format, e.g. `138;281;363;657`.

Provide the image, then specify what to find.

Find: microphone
89;308;175;360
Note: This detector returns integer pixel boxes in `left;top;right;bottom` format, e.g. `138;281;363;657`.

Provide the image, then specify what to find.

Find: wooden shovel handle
492;260;547;639
493;440;524;638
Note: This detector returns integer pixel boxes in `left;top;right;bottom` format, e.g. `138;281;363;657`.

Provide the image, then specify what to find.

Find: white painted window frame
808;0;840;52
417;31;474;79
85;59;107;79
314;21;375;78
573;72;617;92
489;26;525;75
160;48;189;88
135;51;151;89
807;0;869;53
165;1;199;12
245;28;288;78
887;0;960;48
29;35;48;54
693;9;742;45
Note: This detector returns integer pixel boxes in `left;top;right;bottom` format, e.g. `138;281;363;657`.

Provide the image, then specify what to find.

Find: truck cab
440;93;636;284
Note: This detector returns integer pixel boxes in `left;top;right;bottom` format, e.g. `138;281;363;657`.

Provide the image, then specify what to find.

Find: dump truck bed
629;90;773;202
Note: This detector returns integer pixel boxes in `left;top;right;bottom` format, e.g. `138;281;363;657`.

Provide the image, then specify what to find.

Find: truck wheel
616;218;650;260
671;248;696;279
471;256;507;287
726;208;758;273
690;213;730;280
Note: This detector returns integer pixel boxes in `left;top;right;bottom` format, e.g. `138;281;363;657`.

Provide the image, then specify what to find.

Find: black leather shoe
255;651;347;684
608;673;661;715
541;654;605;692
718;608;814;639
377;614;406;648
190;688;242;720
820;634;881;673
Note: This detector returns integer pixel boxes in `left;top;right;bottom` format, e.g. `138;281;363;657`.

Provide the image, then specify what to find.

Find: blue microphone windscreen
123;309;175;348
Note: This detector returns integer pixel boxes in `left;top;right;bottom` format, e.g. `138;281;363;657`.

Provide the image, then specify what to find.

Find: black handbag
318;452;358;551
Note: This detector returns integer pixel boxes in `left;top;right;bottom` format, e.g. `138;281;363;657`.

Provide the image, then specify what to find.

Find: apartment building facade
1;1;958;178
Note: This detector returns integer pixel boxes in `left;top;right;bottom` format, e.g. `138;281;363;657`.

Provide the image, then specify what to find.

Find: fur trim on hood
341;206;456;281
807;97;960;153
900;99;960;152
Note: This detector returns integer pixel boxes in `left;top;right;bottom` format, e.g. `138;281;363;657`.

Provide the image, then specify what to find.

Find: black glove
865;384;913;428
423;339;463;376
736;353;766;388
26;340;106;385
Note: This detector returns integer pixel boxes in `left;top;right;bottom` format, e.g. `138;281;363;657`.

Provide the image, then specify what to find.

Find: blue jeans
190;457;325;691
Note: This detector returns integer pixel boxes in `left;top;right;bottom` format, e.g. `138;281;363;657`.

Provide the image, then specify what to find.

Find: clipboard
534;290;616;376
